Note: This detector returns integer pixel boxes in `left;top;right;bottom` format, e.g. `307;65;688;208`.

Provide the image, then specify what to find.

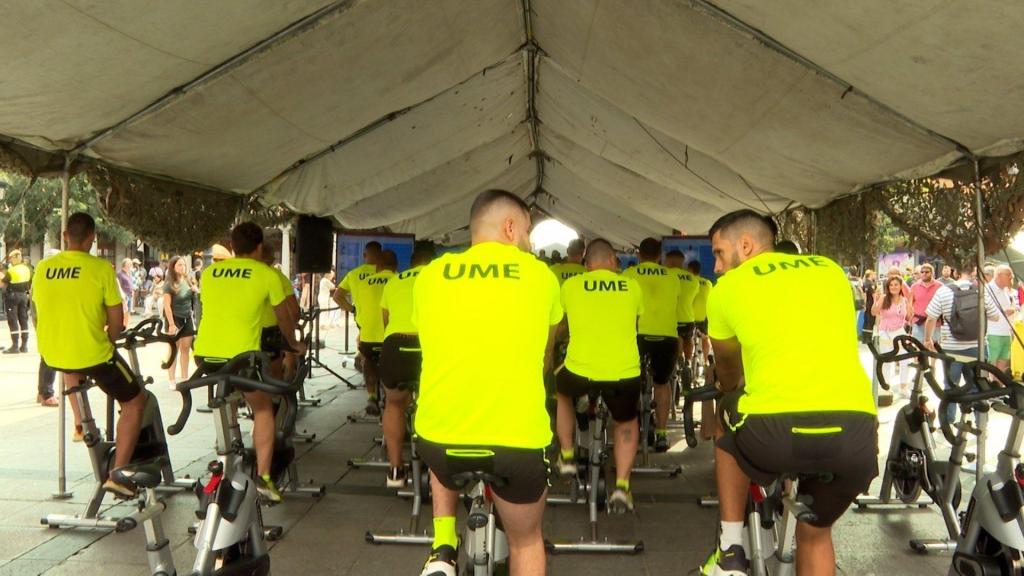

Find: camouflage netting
240;195;296;229
87;164;242;254
776;153;1024;270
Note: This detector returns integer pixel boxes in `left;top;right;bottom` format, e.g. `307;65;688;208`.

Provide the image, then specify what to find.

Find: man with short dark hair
664;249;700;373
414;189;561;576
701;209;877;576
335;241;384;414
623;237;680;452
32;212;147;498
549;239;586;285
379;246;434;488
356;249;398;418
193;222;306;503
557;238;643;512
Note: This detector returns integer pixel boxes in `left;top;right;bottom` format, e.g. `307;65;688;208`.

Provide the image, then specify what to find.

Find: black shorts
379;334;421;391
717;391;879;527
418;439;549;505
168;315;195;338
677;322;696;340
556;368;641;422
67;352;142;403
637;335;677;384
260;326;288;360
695;320;708;336
358;341;383;367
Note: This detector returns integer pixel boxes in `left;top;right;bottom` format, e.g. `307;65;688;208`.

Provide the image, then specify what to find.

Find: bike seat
450;471;508;490
112;458;166;489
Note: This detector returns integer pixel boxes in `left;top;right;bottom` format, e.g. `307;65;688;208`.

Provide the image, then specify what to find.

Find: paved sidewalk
0;325;970;575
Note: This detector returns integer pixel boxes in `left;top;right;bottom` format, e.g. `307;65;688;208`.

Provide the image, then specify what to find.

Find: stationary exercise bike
163;351;305;575
449;457;510;576
633;355;682;477
857;335;975;554
42;318;195;530
939;359;1024;575
545;390;644;555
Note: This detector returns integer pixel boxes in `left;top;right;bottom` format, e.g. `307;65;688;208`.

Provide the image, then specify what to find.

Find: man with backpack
923;276;999;425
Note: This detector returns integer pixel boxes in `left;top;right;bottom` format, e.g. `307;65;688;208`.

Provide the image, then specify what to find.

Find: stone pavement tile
0;527;57;565
19;529;106;561
0;557;58;576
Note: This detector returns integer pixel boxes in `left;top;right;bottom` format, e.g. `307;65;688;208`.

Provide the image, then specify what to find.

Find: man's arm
382;308;390;329
334;287;354;313
544;324;558;374
274;302;306;355
106;304;125;342
710;336;743;391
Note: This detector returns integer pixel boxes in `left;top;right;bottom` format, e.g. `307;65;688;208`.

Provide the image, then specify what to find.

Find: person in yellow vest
665;249;701;377
259;239;301;381
557;238;644;512
414;190;561;576
622;237;681;452
31;213;147;498
549;239;586;285
700;210;876;575
355;250;397;416
335;241;383;415
688;259;717;440
379;246;434;488
193;222;306;503
4;249;33;353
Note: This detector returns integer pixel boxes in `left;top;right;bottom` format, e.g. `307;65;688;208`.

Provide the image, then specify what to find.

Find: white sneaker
609;488;633;513
556;455;577;476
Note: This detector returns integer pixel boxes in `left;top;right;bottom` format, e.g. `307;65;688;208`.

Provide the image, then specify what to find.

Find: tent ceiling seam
689;0;974;159
521;0;544;193
72;0;355;155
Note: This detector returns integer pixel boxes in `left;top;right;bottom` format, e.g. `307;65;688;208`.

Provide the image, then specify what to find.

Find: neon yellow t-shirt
622;262;679;337
669;267;700;323
706;251;875;415
7;263;32;284
413;242;562;449
194;258;286;359
338;263;376;310
549;262;586;286
260;268;295;328
694;277;712;321
562;269;643;380
381;265;422;338
32;251;122;370
357;270;393;343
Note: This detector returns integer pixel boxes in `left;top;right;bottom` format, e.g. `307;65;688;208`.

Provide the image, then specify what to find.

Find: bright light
530;219;578;253
1012;231;1024;253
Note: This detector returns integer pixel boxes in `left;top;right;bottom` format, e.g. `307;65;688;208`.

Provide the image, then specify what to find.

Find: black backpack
948;285;980;341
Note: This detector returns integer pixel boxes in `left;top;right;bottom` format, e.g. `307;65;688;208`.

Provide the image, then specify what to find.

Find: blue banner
336;233;416;278
661;236;717;282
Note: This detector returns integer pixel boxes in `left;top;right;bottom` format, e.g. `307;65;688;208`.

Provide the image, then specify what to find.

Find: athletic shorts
260;326;288;360
717;391;879;527
988;334;1012;362
677;322;696;340
637;335;677;384
168;315;195;338
556;368;641;422
418;439;549;505
65;352;142;403
695;320;708;336
379;334;421;391
358;341;383;367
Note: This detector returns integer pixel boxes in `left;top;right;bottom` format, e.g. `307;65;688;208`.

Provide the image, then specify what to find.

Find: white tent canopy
2;0;1023;244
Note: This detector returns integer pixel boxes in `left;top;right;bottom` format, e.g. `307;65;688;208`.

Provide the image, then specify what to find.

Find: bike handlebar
115;318;180;371
936;360;1020;444
866;335;948;392
167;352;306;436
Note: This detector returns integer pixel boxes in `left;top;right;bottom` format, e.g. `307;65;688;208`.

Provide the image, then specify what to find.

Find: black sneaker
700;544;749;575
365;400;381;417
655;434;670;452
386;467;407;488
420;544;457;576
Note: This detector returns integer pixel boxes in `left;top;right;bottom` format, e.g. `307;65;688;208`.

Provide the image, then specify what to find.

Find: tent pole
53;153;72;501
973;156;987;362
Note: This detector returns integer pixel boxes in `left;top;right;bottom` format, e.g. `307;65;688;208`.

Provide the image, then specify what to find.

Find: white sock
720;521;744;550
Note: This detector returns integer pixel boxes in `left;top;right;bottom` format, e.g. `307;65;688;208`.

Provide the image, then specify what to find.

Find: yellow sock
432;516;457;550
616;478;629;491
560;448;574;461
656;428;668;437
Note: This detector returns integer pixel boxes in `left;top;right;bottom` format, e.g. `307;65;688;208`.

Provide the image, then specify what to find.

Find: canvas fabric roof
1;0;1022;244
